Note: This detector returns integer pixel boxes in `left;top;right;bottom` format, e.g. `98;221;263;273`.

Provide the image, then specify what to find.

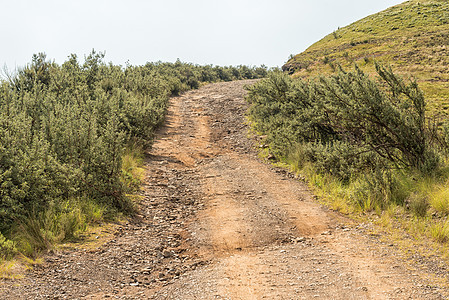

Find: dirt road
1;80;447;299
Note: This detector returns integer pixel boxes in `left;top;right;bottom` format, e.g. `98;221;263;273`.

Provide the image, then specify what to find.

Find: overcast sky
1;0;404;70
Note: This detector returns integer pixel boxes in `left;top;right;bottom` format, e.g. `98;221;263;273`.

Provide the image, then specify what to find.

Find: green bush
247;64;446;208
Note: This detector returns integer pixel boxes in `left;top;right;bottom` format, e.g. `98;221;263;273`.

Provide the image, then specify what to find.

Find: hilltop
283;0;449;114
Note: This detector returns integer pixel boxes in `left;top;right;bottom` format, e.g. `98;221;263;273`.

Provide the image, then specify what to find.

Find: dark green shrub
247;64;444;208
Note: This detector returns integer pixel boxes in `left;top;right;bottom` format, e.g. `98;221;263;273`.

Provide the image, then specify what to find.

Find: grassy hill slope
283;0;449;114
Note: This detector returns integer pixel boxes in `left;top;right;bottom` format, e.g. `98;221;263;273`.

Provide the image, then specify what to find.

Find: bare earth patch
1;80;448;299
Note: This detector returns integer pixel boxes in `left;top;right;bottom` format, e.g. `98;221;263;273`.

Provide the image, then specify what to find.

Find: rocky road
1;80;448;299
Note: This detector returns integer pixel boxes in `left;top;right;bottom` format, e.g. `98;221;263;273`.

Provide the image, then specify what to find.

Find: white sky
1;0;405;70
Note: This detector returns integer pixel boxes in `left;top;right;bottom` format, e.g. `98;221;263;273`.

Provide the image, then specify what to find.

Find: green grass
429;186;449;215
0;260;24;280
285;0;449;116
430;220;449;243
121;143;146;192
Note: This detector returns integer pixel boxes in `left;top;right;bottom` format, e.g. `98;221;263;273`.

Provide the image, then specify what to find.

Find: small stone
162;250;172;258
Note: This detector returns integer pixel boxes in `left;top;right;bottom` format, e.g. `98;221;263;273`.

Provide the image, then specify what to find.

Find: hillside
283;0;449;114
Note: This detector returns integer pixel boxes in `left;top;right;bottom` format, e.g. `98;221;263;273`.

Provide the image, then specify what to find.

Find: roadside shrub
247;64;444;209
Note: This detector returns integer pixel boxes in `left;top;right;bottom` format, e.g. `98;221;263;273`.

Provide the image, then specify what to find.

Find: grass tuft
408;193;430;218
430;220;449;243
429;185;449;216
0;260;23;280
121;143;146;191
13;198;110;258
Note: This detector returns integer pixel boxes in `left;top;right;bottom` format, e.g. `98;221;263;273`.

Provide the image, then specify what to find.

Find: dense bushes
0;52;267;254
247;64;447;209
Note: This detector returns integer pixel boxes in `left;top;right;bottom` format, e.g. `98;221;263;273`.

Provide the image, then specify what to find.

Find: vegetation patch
265;0;449;261
0;51;267;260
246;66;449;249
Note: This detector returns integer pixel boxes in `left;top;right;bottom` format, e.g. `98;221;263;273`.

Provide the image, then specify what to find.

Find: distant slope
283;0;449;114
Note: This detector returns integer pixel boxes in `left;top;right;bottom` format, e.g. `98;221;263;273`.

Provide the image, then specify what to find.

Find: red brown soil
1;80;447;299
